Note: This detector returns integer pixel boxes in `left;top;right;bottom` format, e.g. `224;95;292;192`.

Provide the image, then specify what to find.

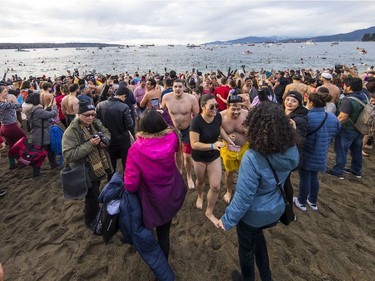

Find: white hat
321;72;333;80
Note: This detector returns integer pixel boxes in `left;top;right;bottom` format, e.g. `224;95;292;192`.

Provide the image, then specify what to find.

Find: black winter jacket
96;96;134;145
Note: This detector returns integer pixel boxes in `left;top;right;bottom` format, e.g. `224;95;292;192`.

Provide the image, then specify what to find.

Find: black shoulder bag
265;157;295;226
306;113;328;136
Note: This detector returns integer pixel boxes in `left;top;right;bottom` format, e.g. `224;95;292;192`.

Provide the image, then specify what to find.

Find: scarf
80;124;113;179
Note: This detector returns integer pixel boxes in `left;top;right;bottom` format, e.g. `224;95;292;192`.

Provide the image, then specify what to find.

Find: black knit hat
285;91;303;105
78;100;95;114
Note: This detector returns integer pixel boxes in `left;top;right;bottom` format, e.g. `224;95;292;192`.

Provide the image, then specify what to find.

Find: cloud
0;0;374;44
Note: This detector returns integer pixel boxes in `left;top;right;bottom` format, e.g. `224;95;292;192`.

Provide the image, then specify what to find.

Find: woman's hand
216;219;226;230
213;141;225;150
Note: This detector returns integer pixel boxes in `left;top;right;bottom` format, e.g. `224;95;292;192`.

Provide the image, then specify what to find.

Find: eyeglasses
81;113;96;117
207;103;219;110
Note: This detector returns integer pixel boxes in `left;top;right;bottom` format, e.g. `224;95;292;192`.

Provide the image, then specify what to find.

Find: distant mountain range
0;42;122;50
206;26;375;45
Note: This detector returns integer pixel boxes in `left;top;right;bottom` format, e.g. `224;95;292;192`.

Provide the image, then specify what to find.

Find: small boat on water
167;44;174;47
187;44;200;48
248;43;255;46
75;47;87;50
15;48;30;52
331;42;339;46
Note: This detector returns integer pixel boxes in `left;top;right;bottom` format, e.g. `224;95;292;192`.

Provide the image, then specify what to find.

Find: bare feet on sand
223;192;232;203
187;177;195;190
205;211;219;226
196;196;203;209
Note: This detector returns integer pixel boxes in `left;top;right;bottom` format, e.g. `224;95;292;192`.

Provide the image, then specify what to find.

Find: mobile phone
151;98;159;110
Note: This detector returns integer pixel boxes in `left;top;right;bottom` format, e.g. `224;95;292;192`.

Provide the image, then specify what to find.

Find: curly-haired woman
217;102;299;281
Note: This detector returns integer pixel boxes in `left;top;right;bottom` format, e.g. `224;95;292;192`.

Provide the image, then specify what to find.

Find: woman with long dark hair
218;102;299;281
124;109;186;260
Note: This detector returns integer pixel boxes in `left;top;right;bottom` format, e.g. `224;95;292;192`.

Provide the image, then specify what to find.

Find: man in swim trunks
220;95;249;203
161;79;199;189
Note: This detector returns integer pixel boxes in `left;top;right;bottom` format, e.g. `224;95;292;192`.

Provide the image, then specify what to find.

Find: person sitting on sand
220;95;249;203
161;79;200;190
217;102;299;281
189;94;235;225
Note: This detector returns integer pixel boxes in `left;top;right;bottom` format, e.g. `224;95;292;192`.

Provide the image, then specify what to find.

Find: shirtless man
317;72;341;104
140;78;161;109
241;77;251;95
220;95;249;203
283;73;308;100
162;79;200;189
61;83;79;126
40;82;53;108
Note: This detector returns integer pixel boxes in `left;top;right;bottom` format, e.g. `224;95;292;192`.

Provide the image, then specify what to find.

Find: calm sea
1;42;374;79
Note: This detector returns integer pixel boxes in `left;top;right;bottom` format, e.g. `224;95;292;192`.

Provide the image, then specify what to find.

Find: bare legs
184;153;195;189
193;158;222;225
223;171;235;203
176;150;195;189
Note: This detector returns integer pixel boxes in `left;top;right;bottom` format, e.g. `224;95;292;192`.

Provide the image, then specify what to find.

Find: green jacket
62;117;111;180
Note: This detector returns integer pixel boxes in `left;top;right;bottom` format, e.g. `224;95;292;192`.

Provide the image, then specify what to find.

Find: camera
92;132;110;146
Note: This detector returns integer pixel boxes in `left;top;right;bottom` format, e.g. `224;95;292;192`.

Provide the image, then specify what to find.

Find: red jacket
213;85;230;111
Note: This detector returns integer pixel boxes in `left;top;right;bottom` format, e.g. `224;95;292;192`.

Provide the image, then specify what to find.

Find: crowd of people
1;64;374;280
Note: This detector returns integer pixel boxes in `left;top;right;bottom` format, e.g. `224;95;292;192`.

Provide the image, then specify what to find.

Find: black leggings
156;221;172;260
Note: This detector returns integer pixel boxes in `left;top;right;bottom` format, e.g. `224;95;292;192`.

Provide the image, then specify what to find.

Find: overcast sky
0;0;374;45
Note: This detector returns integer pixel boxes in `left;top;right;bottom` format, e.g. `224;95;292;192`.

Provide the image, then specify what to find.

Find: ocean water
1;42;374;79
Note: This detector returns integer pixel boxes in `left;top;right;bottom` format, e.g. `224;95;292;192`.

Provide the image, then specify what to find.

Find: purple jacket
124;129;187;229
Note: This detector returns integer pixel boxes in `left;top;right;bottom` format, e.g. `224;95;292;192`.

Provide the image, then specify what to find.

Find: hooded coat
124;129;187;229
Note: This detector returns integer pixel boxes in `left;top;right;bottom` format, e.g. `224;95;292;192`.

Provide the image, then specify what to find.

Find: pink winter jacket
124;129;187;229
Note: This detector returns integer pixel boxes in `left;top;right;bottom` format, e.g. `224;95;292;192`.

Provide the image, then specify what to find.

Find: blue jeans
333;128;363;175
236;220;274;281
298;168;319;205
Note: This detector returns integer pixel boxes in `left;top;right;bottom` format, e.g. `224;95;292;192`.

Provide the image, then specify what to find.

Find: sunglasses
82;113;96;117
207;103;219;110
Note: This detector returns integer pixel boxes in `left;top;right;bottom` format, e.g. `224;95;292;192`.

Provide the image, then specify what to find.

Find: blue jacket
103;173;175;281
221;145;299;229
301;107;340;171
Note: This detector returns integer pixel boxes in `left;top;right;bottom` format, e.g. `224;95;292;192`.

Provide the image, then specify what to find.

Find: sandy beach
1;143;375;281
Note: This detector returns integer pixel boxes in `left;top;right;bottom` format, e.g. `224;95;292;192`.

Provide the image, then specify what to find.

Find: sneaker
307;199;318;211
0;189;6;197
293;197;307;211
344;168;362;179
326;169;344;180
